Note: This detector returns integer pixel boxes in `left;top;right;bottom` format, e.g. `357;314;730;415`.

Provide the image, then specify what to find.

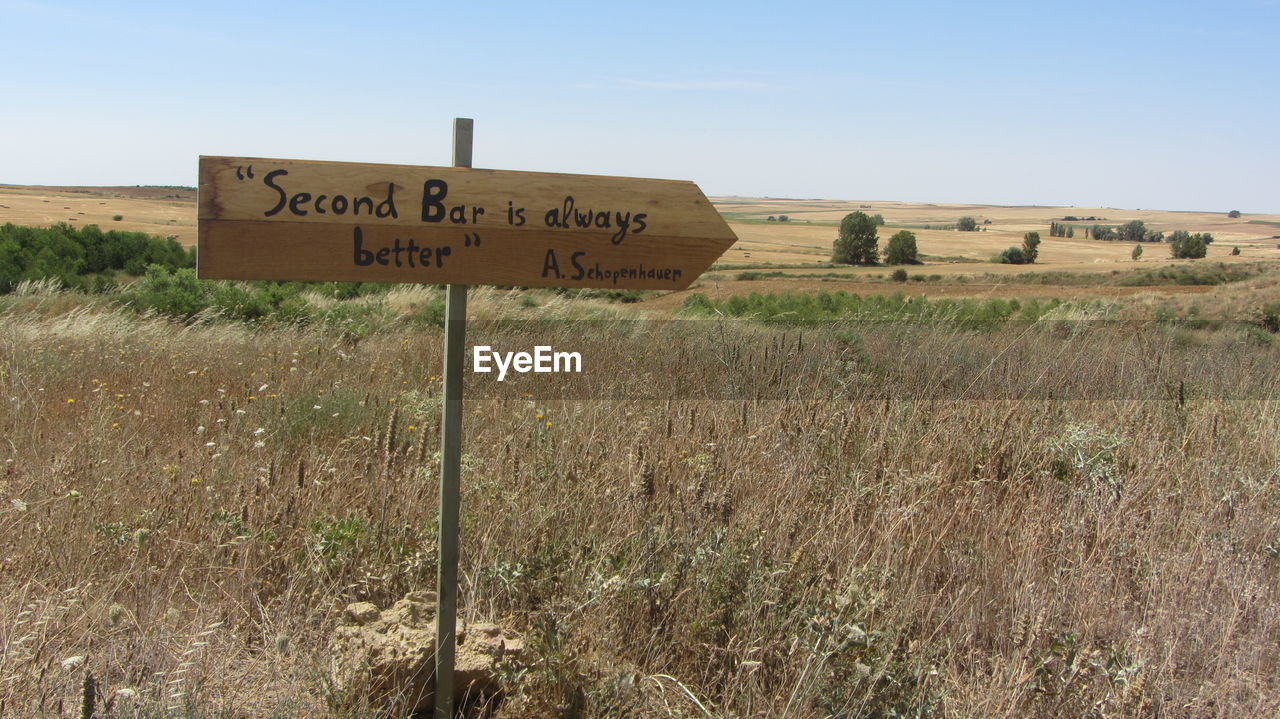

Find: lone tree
1022;231;1041;263
1228;210;1241;218
957;216;979;232
833;211;879;264
884;230;920;265
1132;244;1143;261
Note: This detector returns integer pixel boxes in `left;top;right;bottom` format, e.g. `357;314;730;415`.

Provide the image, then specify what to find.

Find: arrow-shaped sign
198;156;736;290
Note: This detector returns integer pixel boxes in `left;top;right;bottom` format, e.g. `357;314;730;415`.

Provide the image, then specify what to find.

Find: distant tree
1022;231;1041;263
873;214;885;226
1117;220;1148;244
1067;226;1074;238
1169;231;1207;259
884;230;920;265
767;216;777;222
832;211;879;265
957;216;979;232
1197;232;1214;245
1091;224;1115;241
1132;244;1143;261
1231;246;1241;255
1228;210;1242;218
778;215;790;222
891;268;908;282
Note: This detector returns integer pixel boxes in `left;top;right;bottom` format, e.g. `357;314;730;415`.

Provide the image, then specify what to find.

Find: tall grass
2;287;1280;717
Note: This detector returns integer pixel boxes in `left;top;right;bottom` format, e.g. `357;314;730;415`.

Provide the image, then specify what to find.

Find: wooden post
434;117;472;719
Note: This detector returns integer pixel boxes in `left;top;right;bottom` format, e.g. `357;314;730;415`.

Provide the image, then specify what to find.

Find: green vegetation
1049;221;1075;238
737;270;789;280
1087;224;1116;240
832;211;879;265
1132;244;1143;261
997;247;1030;264
1022;231;1041;263
1168;230;1210;259
883;230;920;265
1228;210;1241;218
899;223;958;231
1115;220;1163;243
956;216;979;231
681;289;1078;328
1118;263;1256;286
0;222;192;293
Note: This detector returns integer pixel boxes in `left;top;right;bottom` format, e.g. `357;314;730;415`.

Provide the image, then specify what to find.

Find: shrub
1259;303;1280;333
128;265;210;320
1132;244;1143;261
111;215;123;221
957;216;979;232
1228;210;1242;218
999;247;1029;264
891;268;908;282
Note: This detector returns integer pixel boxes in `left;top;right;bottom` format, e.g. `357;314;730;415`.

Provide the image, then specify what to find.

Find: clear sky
2;0;1276;212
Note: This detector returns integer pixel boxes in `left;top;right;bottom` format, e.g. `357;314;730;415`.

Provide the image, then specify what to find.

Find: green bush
129;265;209;320
0;222;192;293
999;247;1030;264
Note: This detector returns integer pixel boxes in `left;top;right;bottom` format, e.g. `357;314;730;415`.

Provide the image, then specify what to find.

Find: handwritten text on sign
197;157;736;289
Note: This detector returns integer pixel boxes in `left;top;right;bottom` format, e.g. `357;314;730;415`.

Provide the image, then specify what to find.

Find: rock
329;594;521;715
344;602;381;626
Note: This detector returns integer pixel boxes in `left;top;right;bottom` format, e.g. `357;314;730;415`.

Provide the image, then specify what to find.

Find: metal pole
434;117;472;719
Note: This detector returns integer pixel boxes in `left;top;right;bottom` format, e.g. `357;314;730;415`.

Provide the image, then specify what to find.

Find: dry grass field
0;185;196;246
3;189;1280;717
712;197;1280;270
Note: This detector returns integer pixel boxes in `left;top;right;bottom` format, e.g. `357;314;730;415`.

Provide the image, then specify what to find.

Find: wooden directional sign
197;156;735;290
